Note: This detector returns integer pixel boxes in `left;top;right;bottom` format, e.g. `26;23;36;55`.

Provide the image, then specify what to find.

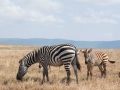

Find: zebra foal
80;49;115;80
16;44;81;84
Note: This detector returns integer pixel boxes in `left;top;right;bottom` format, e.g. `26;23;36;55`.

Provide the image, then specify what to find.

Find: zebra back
37;44;79;66
93;51;109;63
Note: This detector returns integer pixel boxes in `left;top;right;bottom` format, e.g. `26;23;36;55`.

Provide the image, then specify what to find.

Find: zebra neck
90;53;95;60
25;57;38;67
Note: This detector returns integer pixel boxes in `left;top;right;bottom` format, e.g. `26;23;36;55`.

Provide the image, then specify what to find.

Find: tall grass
0;45;120;90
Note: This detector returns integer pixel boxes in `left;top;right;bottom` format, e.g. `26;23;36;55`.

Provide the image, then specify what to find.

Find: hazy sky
0;0;120;41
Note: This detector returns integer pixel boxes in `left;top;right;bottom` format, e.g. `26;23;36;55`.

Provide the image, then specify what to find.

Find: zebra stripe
17;44;81;84
80;48;115;80
94;52;109;63
19;49;40;67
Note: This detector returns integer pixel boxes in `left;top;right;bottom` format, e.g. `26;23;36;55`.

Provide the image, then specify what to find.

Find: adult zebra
16;44;81;84
80;49;115;80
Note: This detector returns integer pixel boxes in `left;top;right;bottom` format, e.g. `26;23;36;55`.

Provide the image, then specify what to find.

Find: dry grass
0;44;120;90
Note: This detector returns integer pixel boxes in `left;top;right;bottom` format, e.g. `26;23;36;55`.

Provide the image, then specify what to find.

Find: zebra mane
19;48;40;64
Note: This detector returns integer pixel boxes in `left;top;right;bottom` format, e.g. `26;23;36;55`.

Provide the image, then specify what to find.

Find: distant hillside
0;38;120;49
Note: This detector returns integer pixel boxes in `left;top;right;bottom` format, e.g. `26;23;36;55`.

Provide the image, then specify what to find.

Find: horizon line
0;38;119;42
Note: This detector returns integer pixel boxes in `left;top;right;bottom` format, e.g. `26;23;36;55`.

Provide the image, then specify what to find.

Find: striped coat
80;49;115;80
17;44;81;84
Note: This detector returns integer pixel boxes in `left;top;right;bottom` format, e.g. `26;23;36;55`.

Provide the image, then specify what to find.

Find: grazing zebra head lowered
80;49;115;80
16;44;81;84
16;49;41;80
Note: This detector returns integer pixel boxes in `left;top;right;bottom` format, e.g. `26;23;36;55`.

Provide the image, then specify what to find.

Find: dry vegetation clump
0;45;120;90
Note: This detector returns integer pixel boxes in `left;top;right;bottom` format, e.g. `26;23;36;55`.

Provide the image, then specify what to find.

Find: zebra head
16;59;28;80
80;49;92;64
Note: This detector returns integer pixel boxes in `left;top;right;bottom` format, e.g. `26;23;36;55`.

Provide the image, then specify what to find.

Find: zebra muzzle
16;74;22;80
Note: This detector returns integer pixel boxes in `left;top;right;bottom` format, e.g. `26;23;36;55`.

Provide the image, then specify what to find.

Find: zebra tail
75;50;81;71
108;60;115;63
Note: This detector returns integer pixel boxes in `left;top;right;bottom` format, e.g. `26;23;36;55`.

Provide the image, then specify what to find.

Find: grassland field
0;44;120;90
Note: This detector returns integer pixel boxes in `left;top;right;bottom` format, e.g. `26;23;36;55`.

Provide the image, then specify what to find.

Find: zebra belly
93;60;102;66
49;61;63;67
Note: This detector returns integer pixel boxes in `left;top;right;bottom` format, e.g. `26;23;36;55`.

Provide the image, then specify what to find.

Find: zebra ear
88;48;92;53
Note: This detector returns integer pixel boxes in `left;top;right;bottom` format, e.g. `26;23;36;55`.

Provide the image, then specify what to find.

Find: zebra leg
103;63;107;78
87;63;92;80
90;66;93;80
41;63;49;84
98;65;104;78
66;70;71;84
64;64;71;84
41;68;46;84
87;65;89;80
71;59;78;84
90;69;92;80
45;66;49;82
87;69;90;80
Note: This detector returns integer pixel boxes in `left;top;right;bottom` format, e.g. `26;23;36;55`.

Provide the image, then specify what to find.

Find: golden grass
0;44;120;90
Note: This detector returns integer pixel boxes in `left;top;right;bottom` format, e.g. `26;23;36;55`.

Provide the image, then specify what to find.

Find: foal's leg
87;62;93;80
90;66;93;80
87;69;90;80
87;64;90;80
103;63;107;78
98;64;104;78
